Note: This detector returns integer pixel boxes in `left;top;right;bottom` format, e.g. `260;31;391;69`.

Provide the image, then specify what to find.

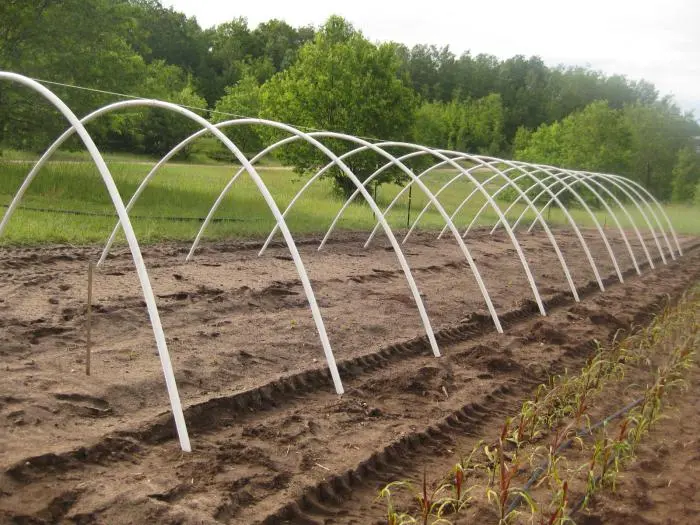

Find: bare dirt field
0;228;698;524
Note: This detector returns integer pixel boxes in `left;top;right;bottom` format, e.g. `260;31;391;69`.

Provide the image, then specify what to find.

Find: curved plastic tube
338;141;548;317
458;161;607;291
0;73;191;452
519;168;641;275
13;99;345;395
96;119;438;360
618;176;681;257
488;160;625;284
350;151;549;317
580;171;679;259
446;157;611;293
391;160;580;301
188;120;446;352
531;170;655;271
194;128;509;333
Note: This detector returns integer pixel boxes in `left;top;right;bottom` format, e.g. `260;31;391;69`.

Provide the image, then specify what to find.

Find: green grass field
0;157;698;246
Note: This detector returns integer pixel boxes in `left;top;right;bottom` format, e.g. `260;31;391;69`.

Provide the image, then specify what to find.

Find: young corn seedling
458;439;485;474
450;463;469;514
625;411;652;450
377;481;417;525
579;431;613;510
434;463;474;518
485;420;514;484
601;419;633;492
507;415;529;452
485;432;536;524
539;480;574;525
570;389;590;429
415;469;452;525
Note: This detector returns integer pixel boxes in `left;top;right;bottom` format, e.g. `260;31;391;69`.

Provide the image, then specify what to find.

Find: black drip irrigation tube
505;396;645;516
0;203;255;223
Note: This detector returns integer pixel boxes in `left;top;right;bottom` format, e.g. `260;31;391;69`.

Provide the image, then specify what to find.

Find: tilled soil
0;228;697;524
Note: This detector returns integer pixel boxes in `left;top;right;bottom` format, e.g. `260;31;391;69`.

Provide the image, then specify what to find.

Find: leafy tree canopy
260;16;418;197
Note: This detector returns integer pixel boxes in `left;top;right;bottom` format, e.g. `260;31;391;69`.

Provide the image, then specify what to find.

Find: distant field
0;157;698;245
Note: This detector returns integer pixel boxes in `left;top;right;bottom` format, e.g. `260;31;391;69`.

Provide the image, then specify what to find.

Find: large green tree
212;73;263;156
0;0;150;150
671;146;700;203
514;99;700;200
514;100;632;174
260;16;418;197
622;99;697;199
413;94;505;154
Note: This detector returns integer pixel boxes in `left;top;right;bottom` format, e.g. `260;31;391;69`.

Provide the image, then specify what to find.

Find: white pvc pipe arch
576;170;680;259
92;117;445;355
328;154;580;302
519;169;655;271
430;160;608;292
502;168;668;265
0;73;191;452
1;97;347;404
186;125;505;334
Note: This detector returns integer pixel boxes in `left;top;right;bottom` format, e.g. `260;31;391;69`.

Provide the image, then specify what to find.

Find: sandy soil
0;228;697;524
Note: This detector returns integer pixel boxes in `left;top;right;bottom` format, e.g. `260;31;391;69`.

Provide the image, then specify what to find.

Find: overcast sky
165;0;700;120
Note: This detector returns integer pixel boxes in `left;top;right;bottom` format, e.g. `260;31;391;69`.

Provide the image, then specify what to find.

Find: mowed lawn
0;157;698;245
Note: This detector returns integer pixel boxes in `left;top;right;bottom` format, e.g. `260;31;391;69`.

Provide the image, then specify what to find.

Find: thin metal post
86;261;93;376
407;184;413;229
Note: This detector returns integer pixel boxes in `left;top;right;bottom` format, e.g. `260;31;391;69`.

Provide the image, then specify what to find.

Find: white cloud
164;0;700;118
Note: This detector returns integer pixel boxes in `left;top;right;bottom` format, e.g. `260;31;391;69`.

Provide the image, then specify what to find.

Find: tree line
1;0;698;201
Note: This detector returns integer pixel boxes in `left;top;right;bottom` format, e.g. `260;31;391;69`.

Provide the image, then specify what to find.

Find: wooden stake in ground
86;260;93;376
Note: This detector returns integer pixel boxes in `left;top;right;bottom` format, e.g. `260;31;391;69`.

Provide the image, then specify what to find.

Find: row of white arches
0;72;682;452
